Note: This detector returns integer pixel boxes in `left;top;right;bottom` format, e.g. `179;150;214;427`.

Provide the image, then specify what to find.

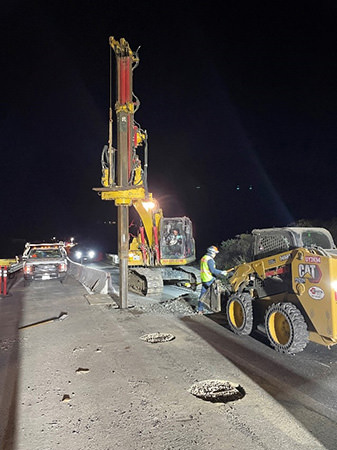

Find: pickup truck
23;242;68;284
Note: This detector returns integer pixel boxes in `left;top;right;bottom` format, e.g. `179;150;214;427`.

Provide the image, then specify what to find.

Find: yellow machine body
222;227;337;353
231;247;337;346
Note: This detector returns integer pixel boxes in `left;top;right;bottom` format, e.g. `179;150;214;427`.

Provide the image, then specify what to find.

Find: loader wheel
226;293;254;336
265;302;309;354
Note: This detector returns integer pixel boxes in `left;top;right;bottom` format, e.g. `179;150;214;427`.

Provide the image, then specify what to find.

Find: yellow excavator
94;37;198;295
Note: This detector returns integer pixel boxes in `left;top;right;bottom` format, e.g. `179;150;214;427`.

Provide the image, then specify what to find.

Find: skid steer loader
202;227;337;354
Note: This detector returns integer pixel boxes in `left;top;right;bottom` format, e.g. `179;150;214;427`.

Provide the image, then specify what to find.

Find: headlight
88;250;95;259
75;251;82;259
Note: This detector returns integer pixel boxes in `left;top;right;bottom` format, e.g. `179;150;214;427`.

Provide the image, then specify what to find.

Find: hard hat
207;245;219;254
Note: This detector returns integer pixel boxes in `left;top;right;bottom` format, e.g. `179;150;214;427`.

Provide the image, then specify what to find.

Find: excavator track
128;268;164;296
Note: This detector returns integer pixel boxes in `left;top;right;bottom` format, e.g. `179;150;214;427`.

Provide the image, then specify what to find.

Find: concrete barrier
0;258;23;274
68;259;116;295
8;262;23;274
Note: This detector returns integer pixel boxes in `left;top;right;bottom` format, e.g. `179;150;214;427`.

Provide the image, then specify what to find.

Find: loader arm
229;250;295;294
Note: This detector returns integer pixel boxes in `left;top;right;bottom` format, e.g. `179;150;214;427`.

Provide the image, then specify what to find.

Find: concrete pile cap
189;379;245;403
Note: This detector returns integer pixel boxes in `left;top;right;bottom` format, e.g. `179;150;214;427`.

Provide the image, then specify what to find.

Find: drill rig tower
94;37;196;308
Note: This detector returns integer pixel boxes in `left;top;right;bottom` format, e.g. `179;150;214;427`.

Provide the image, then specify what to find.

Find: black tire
265;302;309;354
226;293;254;335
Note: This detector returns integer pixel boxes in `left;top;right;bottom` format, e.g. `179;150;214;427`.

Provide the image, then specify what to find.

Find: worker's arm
207;258;224;277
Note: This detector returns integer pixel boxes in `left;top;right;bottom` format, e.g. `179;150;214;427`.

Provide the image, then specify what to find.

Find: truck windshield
28;249;62;259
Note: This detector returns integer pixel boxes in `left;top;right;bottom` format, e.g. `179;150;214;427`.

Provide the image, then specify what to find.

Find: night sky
2;1;337;256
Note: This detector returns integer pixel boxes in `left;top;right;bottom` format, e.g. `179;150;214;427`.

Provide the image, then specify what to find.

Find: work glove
221;270;228;276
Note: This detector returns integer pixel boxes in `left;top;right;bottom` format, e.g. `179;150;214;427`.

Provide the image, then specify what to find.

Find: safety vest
200;255;214;282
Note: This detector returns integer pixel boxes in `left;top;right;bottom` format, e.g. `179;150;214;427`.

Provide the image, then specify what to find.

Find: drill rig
94;37;197;296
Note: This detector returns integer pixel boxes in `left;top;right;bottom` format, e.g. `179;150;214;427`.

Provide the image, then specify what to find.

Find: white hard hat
207;245;219;255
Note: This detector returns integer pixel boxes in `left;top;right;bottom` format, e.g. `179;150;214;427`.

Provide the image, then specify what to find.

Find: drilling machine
94;37;198;297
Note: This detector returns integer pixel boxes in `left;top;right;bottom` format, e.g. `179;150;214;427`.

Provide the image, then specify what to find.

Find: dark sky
2;1;337;255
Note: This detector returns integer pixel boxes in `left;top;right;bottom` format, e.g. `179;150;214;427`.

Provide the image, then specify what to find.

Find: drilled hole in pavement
76;367;90;374
189;379;245;403
139;332;175;343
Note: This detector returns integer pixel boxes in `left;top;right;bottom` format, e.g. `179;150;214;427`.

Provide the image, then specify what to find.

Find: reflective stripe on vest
200;255;213;282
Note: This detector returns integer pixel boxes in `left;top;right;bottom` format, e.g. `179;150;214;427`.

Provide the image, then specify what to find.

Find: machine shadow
181;312;337;450
0;274;23;449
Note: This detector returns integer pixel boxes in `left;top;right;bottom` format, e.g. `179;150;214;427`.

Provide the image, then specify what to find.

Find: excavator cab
160;217;195;264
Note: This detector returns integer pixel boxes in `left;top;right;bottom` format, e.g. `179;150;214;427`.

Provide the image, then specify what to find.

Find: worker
165;228;183;256
198;245;227;314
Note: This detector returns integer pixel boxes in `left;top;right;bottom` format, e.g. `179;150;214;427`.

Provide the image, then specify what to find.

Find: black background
2;1;337;256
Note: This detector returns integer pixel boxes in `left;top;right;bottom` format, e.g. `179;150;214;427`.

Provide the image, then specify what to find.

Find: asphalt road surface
1;270;337;449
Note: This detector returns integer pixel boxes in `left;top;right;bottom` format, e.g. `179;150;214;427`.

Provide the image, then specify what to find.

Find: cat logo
298;264;322;283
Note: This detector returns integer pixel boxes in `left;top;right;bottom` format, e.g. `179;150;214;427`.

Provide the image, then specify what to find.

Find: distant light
75;251;82;259
236;184;253;190
196;186;201;189
88;250;95;259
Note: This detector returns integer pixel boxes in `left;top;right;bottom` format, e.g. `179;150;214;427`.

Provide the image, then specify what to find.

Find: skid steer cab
206;227;337;355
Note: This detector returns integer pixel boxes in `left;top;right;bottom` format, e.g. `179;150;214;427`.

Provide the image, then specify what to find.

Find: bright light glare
331;281;337;291
75;251;82;259
142;200;156;211
88;250;95;259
